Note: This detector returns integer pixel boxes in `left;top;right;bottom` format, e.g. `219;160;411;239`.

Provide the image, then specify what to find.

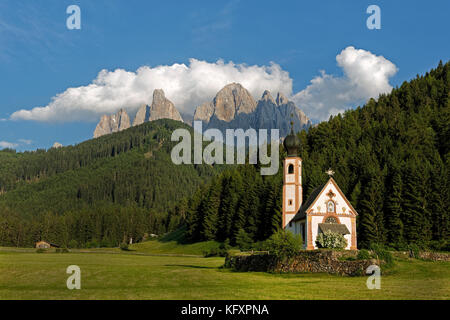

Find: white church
282;130;358;250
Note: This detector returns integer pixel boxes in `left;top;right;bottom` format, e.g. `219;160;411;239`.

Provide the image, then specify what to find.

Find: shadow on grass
164;264;217;269
158;226;189;244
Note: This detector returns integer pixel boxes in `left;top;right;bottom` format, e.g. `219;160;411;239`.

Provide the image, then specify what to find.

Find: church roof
318;223;350;235
291;183;326;222
291;177;358;222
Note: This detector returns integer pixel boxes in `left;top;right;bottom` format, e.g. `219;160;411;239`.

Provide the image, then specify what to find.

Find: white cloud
18;139;32;145
0;141;18;149
292;46;398;121
10;47;398;123
11;59;292;122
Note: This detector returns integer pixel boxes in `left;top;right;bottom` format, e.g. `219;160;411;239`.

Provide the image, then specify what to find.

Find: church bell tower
282;128;302;229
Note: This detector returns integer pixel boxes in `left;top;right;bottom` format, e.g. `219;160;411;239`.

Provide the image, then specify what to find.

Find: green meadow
0;243;448;300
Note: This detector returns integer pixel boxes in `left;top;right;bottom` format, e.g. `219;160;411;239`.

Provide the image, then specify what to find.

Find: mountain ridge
94;83;311;138
94;89;183;138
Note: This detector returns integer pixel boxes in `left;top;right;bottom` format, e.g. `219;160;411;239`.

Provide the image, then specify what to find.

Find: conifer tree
385;172;404;247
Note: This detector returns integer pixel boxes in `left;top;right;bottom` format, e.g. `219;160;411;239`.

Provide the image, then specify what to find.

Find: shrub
407;244;420;259
429;240;449;252
235;229;253;251
100;239;112;248
86;239;99;249
357;249;372;260
203;247;224;257
205;240;233;257
68;240;78;249
36;248;46;253
315;230;347;250
262;230;302;260
370;243;394;267
251;241;266;251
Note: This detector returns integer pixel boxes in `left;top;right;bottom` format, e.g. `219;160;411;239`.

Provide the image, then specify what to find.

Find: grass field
0;246;448;300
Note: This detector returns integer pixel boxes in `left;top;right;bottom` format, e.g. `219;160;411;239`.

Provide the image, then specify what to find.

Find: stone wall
393;251;450;261
418;251;450;261
225;250;377;276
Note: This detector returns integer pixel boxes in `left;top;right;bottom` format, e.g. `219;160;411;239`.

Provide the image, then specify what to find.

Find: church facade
282;131;358;250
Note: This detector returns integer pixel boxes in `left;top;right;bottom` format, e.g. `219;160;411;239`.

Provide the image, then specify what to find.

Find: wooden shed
35;241;60;249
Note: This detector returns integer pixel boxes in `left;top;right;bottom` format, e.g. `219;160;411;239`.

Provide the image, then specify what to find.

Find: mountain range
93;83;311;138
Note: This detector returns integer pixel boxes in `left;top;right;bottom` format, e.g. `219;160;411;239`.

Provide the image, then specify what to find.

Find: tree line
0;120;221;247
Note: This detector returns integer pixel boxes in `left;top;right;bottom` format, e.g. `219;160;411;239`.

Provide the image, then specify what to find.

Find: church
282;130;358;250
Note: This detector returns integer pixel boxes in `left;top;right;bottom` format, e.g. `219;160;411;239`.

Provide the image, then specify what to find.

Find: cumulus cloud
10;47;397;123
11;59;292;122
0;141;18;149
18;139;32;145
292;46;398;120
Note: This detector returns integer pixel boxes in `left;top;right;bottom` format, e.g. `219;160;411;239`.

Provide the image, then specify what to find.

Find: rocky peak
152;89;166;105
261;90;276;105
148;89;183;122
93;108;131;138
194;83;256;123
133;104;151;126
276;92;289;106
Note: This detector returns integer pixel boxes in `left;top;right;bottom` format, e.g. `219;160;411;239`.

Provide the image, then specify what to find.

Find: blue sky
0;0;448;151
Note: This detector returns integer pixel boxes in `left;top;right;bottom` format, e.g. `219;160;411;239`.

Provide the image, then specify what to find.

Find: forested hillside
1;62;448;250
184;61;449;250
0;120;223;247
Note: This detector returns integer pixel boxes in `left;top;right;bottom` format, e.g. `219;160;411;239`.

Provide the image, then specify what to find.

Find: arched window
288;164;294;174
325;216;338;224
327;200;335;213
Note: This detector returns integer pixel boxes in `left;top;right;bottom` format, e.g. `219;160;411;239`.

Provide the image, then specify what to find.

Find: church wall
285;222;295;234
311;216;322;249
285;213;296;226
312;181;353;215
284;159;298;184
284;184;296;212
339;217;352;250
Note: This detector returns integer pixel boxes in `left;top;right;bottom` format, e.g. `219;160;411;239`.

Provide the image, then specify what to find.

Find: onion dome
283;128;301;157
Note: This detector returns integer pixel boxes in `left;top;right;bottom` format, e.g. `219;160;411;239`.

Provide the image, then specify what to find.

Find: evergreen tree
385;171;404;247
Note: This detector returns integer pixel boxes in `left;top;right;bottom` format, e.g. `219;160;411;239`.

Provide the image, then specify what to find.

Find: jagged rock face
276;92;289;106
133;104;151;126
261;90;276;105
94;89;183;138
194;83;311;138
194;83;257;123
148;89;183;122
93;109;131;138
252;91;312;137
194;102;215;123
